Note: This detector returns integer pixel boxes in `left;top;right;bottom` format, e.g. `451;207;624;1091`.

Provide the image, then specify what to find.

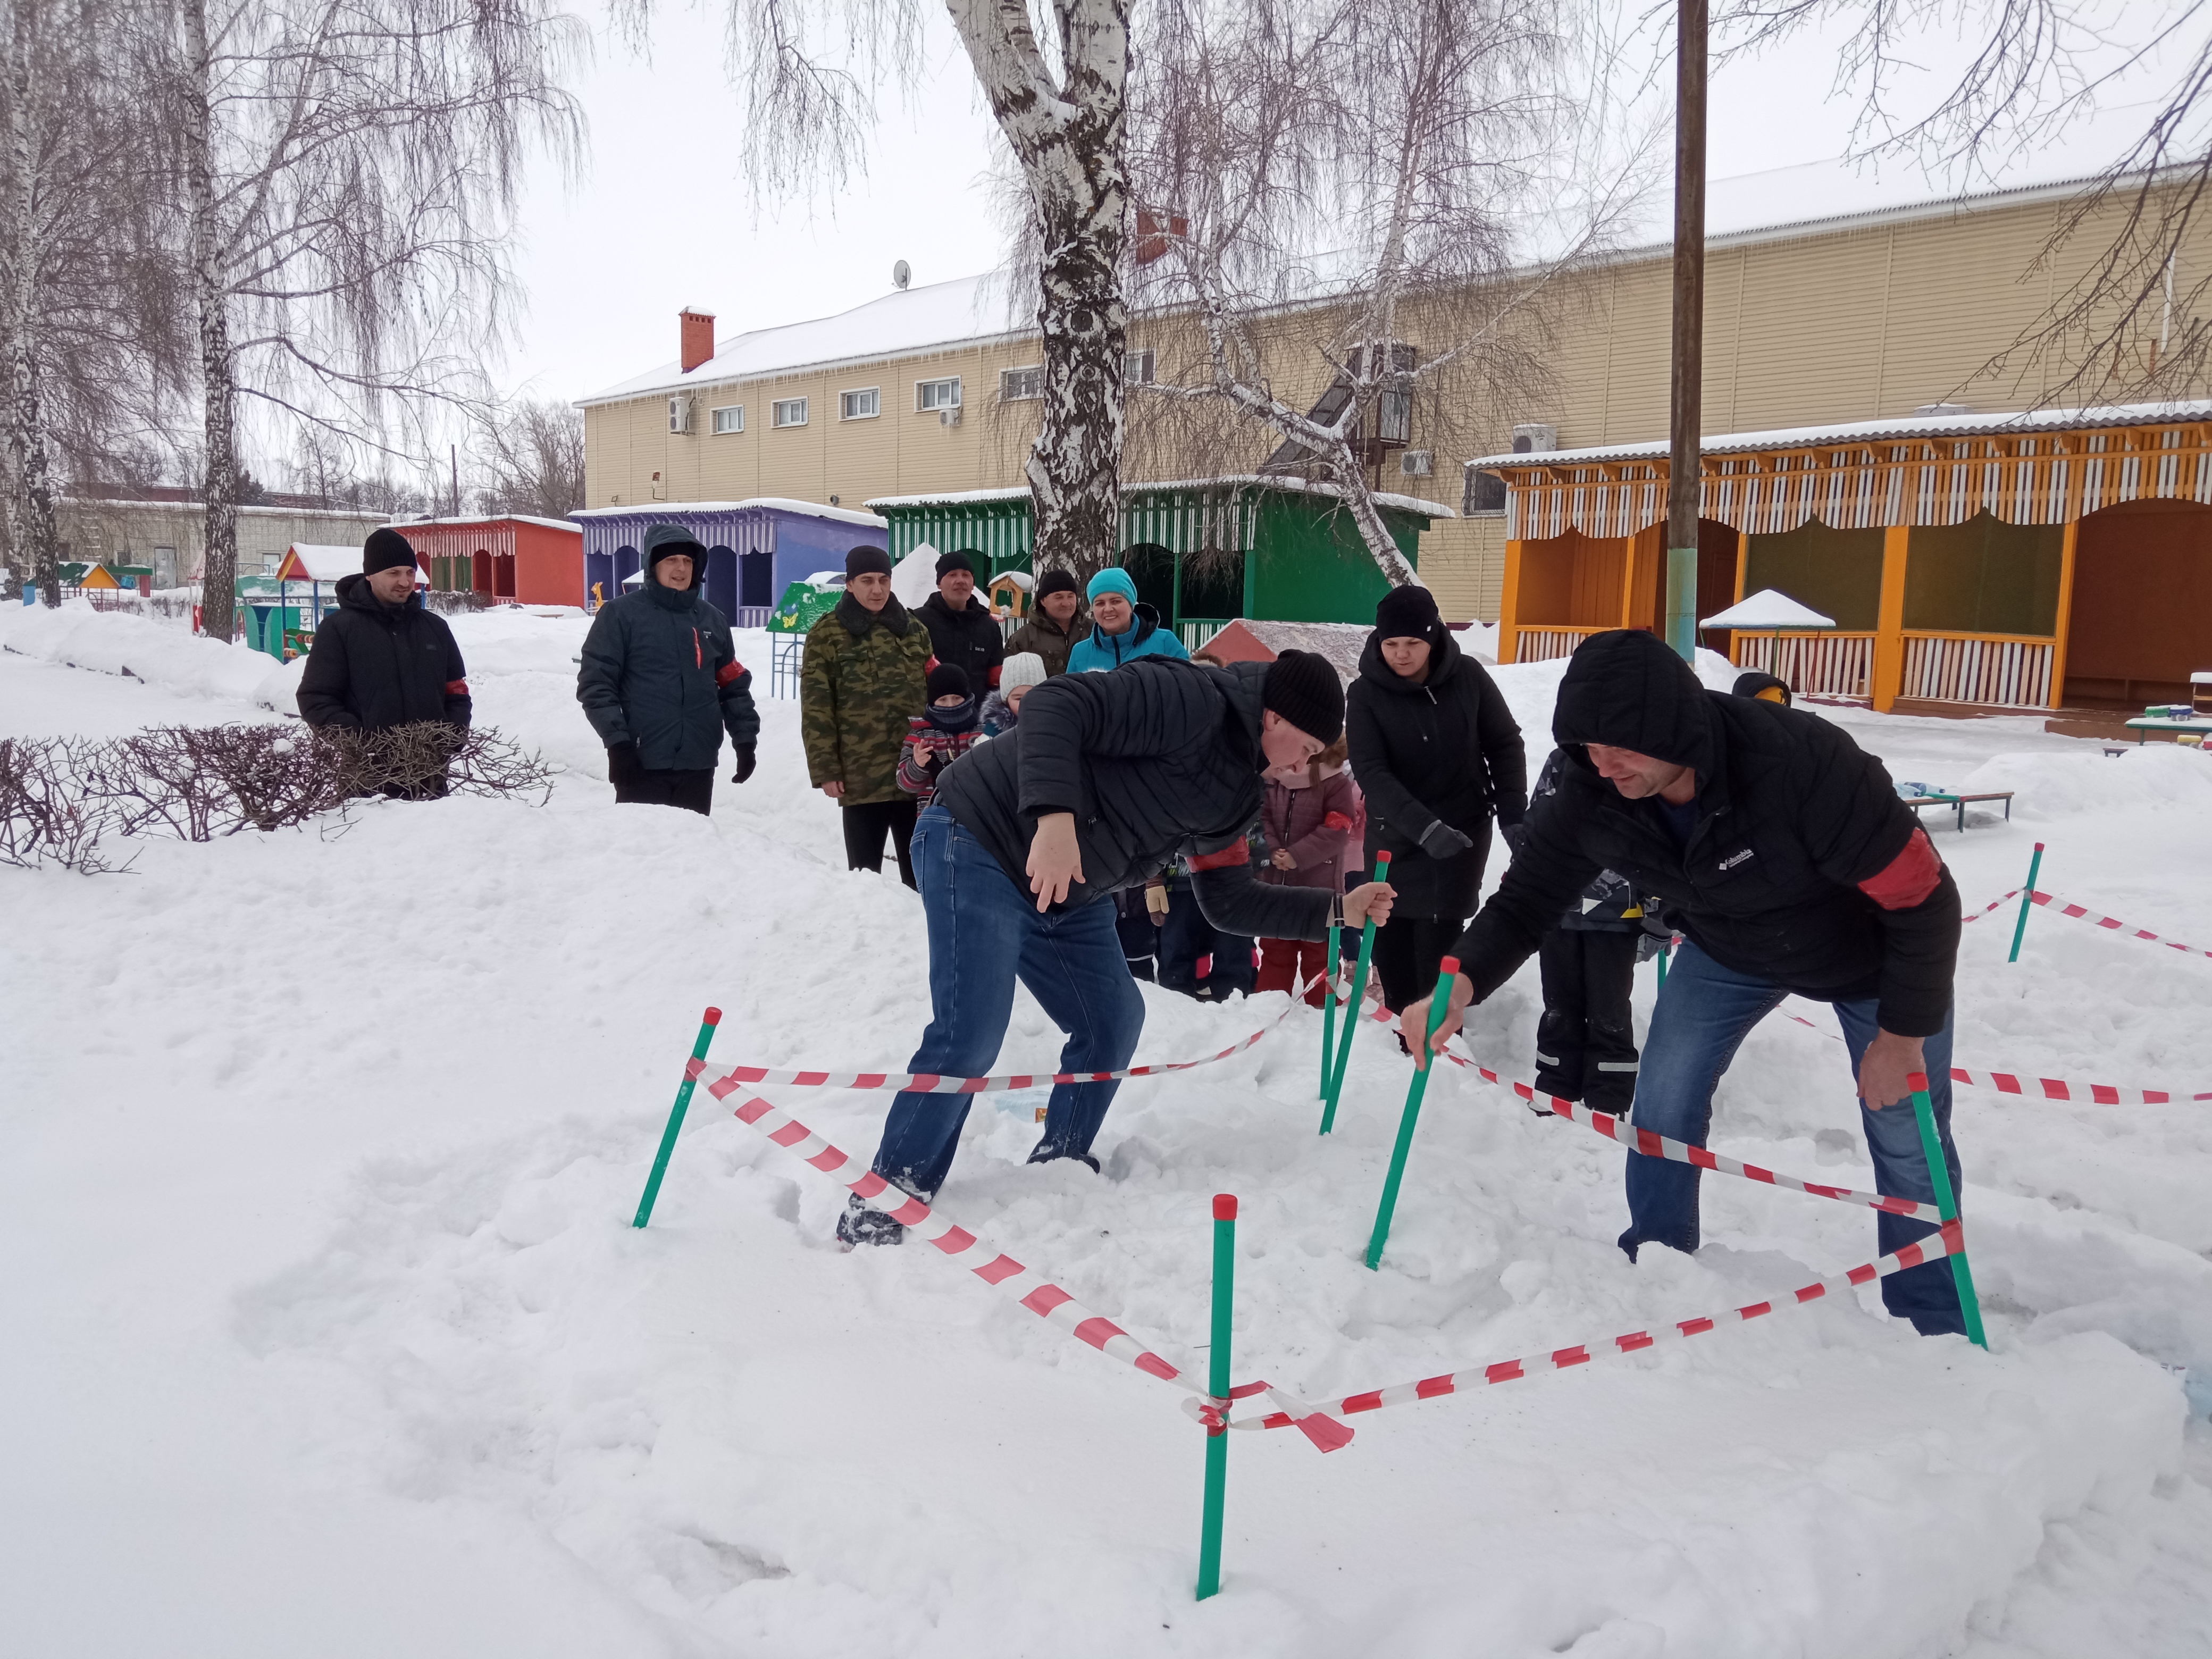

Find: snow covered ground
4;601;2210;1658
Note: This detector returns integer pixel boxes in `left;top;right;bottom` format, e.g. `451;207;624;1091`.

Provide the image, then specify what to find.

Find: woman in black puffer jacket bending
1345;584;1527;1013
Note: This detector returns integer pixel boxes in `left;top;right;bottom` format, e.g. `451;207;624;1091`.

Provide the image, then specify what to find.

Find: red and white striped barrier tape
1225;1220;1965;1432
700;971;1328;1097
1958;887;2023;924
708;1078;1355;1453
1778;1012;2212;1104
2030;891;2212;961
1322;979;1944;1221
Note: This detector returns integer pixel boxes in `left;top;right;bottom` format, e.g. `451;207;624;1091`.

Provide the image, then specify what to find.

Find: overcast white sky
497;4;2172;410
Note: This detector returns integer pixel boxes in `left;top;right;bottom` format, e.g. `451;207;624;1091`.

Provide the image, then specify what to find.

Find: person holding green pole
1402;630;1973;1338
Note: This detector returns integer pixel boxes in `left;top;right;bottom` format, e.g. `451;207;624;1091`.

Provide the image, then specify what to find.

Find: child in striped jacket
898;663;985;806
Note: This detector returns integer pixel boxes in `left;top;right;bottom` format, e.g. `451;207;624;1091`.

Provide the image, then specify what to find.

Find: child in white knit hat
981;651;1048;735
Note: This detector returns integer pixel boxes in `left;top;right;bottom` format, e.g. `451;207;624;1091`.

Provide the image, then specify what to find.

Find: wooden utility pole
1665;0;1708;661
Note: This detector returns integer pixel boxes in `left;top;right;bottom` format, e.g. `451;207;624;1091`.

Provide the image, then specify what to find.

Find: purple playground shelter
571;498;889;621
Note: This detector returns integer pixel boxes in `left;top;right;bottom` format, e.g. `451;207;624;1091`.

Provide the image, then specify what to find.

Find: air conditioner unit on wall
1511;422;1556;453
940;407;962;428
668;395;693;434
1399;450;1433;476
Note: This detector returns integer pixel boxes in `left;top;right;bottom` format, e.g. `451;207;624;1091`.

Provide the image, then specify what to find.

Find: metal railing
730;605;774;631
1179;618;1231;651
1900;631;2055;709
1511;625;1605;663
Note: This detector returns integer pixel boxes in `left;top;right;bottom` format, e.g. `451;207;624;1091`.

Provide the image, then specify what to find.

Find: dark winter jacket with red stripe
934;656;1330;940
1451;629;1960;1035
297;573;472;732
576;552;758;772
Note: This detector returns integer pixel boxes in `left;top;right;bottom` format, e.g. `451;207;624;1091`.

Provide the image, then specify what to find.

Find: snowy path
3;605;2209;1657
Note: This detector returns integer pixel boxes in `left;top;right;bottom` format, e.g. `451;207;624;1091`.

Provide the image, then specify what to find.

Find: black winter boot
835;1193;906;1248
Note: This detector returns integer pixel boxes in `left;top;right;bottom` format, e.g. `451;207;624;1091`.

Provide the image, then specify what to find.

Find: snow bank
0;601;298;711
1964;743;2212;822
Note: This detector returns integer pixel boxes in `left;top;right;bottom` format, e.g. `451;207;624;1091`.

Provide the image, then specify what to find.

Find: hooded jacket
1065;602;1191;673
918;590;1007;691
1005;607;1092;676
1452;629;1960;1035
933;656;1330;941
800;588;934;804
1258;768;1361;894
296;573;471;732
576;526;758;771
1343;626;1526;916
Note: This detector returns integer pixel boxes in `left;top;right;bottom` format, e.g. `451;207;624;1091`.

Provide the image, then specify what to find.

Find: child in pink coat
1254;734;1362;1006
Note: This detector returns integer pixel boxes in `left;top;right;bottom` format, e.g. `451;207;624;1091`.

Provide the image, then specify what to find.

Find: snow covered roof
389;514;580;535
1464;400;2212;472
568;497;888;530
275;544;363;582
866;474;1457;520
1702;588;1836;630
577;273;1023;408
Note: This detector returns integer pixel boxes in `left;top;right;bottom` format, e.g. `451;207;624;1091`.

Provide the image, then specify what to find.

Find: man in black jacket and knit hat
297;529;471;792
576;523;759;815
836;650;1397;1246
916;549;1006;692
1400;629;1970;1336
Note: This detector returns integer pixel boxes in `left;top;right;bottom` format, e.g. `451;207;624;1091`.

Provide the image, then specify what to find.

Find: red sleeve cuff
716;659;745;687
445;678;469;696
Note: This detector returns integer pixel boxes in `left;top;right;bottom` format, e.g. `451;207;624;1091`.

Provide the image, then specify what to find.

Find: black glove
731;744;756;784
1417;819;1473;860
606;741;641;786
1501;822;1527;857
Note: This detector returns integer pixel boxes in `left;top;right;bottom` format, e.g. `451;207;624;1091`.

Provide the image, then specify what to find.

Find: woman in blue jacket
1065;568;1191;672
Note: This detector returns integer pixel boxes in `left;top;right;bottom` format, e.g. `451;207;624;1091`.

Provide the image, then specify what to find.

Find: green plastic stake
1195;1192;1237;1601
2007;842;2045;964
1321;851;1389;1134
1907;1070;1988;1350
1320;921;1342;1108
1365;957;1460;1270
633;1006;722;1228
1656;941;1670;988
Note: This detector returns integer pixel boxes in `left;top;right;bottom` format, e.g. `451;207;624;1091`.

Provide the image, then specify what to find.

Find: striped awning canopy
1474;405;2212;541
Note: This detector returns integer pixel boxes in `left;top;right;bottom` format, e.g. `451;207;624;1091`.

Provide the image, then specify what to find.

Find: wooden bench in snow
1901;791;2014;833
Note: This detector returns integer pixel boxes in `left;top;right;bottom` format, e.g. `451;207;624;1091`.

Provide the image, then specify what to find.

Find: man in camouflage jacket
802;545;934;886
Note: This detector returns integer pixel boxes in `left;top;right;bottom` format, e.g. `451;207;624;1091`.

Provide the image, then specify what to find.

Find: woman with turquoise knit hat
1066;567;1191;671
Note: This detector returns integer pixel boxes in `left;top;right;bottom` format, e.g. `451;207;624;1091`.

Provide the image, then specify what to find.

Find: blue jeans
1623;939;1966;1335
870;806;1146;1199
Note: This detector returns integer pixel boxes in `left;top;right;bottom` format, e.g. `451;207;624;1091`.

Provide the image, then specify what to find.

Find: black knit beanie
845;545;893;580
363;527;416;575
1375;582;1442;644
936;549;976;580
1034;567;1080;599
1261;649;1345;745
926;663;971;702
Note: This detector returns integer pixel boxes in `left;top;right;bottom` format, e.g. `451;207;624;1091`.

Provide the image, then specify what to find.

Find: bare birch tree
1717;1;2212;404
1121;0;1628;586
1;0;186;605
474;396;585;518
161;0;582;639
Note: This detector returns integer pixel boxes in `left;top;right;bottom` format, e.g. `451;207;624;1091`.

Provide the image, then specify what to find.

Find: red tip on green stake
1375;850;1391;865
1213;1193;1238;1220
1907;1069;1929;1092
703;1007;723;1026
1440;955;1460;975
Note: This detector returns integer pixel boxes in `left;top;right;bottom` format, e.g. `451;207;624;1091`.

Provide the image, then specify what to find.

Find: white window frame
710;404;744;435
771;396;809;429
839;387;881;421
1125;349;1155;386
999;365;1043;402
916;376;962;412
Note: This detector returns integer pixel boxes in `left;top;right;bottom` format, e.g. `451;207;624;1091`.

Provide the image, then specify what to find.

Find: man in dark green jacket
577;523;759;816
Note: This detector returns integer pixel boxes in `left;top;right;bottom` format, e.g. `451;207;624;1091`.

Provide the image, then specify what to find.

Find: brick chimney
679;307;716;374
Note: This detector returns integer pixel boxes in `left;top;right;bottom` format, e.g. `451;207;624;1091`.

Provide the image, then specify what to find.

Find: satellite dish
892;259;911;290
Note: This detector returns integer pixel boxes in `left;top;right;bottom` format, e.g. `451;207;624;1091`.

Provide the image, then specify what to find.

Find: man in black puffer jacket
916;550;1006;692
1402;629;1969;1336
297;530;471;796
1345;583;1526;1012
576;523;759;816
835;652;1397;1246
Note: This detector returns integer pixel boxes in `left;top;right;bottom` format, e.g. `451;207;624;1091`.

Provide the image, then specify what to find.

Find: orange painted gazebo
1469;401;2212;713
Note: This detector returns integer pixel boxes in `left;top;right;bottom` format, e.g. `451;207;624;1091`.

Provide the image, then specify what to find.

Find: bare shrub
0;720;552;871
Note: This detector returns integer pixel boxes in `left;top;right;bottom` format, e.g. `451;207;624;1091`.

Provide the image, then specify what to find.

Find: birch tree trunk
179;0;240;640
947;0;1128;580
2;0;57;606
